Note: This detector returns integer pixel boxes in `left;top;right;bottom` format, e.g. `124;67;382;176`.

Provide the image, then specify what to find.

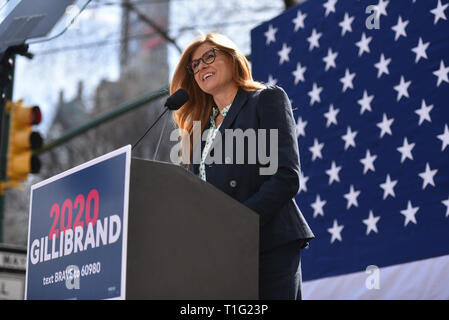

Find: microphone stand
152;110;169;161
131;107;169;151
131;88;188;154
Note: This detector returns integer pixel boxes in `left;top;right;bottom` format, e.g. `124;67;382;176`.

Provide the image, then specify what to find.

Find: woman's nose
198;60;209;71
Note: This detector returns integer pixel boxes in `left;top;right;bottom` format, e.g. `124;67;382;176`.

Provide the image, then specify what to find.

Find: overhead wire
26;0;93;45
17;0;282;55
30;18;266;55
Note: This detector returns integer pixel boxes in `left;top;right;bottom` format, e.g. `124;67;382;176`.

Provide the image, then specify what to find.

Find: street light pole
0;44;33;242
0;53;15;243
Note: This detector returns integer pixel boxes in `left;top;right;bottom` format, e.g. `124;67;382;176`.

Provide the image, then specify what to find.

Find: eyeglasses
187;48;219;75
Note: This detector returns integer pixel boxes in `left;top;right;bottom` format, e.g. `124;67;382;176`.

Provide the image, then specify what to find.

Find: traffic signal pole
0;44;33;242
0;55;15;243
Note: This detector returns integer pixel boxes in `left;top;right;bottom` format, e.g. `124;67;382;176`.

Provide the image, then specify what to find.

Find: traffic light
6;100;43;181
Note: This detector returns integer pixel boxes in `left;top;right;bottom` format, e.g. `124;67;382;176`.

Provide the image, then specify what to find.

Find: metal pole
0;55;15;243
152;110;169;161
36;85;169;155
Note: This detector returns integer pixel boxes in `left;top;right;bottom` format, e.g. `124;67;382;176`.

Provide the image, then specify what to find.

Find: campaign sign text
25;146;131;299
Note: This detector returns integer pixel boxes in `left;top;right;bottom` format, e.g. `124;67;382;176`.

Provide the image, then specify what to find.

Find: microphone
132;88;189;151
165;88;189;110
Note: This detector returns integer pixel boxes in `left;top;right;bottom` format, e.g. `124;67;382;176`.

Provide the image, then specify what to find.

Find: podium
25;146;259;300
127;158;259;299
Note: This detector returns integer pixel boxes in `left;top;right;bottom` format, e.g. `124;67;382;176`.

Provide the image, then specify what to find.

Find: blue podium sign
25;145;131;300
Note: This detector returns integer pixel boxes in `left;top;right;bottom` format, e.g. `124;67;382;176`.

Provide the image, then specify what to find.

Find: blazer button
229;180;237;188
225;156;232;164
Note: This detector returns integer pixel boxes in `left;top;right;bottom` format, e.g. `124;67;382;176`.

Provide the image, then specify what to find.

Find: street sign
0;244;26;300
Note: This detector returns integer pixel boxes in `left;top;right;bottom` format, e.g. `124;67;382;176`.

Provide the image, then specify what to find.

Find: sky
167;0;283;81
1;0;284;137
6;0;121;135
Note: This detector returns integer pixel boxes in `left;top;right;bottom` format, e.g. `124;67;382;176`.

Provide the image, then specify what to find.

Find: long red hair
170;33;265;161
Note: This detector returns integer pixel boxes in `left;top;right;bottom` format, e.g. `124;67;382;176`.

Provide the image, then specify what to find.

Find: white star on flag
323;0;338;17
418;162;438;189
433;60;449;87
277;43;292;65
360;149;377;174
323;104;339;127
308;82;323;106
322;48;338;71
326;161;342;185
340;68;356;92
430;0;448;25
266;74;278;86
341;126;357;150
391;16;409;41
377;113;394;138
411;37;430;64
380;174;398;199
393;75;412;101
264;24;278;45
311;194;327;218
400;201;419;226
309;138;324;161
298;170;309;193
397;137;415;163
307;28;322;51
375;0;389;17
374;53;391;78
357;90;374;114
292;62;307;84
296;116;307;137
328;219;344;244
437;124;449;151
292;10;307;32
415;100;433;125
442;197;449;217
344;185;361;209
339;12;354;36
355;32;372;56
363;210;381;235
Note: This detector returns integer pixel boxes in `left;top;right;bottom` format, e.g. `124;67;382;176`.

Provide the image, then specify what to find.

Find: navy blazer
190;85;314;253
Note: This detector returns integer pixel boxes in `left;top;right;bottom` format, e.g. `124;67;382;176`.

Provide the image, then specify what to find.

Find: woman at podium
170;32;314;300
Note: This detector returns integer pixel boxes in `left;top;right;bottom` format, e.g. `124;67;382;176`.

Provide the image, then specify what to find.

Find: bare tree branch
122;1;183;53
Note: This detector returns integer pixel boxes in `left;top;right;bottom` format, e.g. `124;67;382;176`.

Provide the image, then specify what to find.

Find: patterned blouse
199;104;231;181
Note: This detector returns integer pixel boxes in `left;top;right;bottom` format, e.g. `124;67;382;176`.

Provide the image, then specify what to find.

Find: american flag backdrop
251;0;449;299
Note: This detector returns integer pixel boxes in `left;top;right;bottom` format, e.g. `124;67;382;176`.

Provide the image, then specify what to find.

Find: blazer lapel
206;87;250;154
218;87;250;136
